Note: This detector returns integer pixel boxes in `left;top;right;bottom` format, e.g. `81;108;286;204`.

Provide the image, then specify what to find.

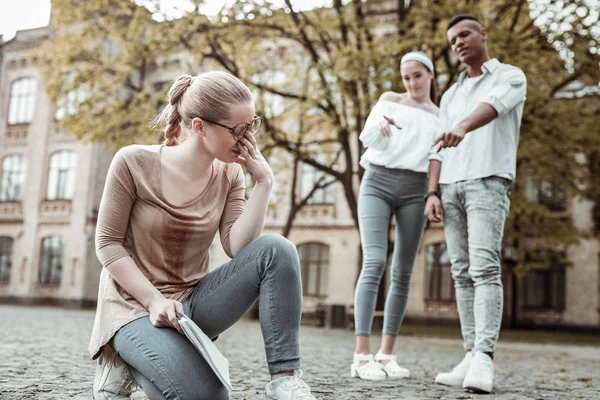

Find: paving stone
0;305;598;399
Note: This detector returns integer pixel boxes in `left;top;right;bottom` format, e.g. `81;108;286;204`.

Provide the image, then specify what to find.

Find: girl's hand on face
235;133;274;185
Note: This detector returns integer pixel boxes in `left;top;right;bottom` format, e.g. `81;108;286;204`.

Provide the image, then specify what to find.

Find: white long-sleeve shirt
430;58;527;184
359;100;439;173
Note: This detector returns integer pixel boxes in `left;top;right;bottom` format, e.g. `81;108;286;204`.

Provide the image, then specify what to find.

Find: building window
300;162;335;204
8;77;38;124
525;176;567;211
425;243;455;302
523;250;566;310
47;151;78;200
39;235;64;285
298;243;329;297
55;72;90;120
55;90;79;120
0;154;27;202
0;237;14;283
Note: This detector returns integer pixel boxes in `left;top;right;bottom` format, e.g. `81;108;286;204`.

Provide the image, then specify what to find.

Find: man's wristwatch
424;191;439;201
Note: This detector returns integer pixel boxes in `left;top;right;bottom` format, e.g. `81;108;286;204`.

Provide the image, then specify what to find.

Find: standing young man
424;14;527;393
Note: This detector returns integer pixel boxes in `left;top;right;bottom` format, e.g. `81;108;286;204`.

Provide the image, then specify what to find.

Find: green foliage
36;0;599;272
35;0;174;147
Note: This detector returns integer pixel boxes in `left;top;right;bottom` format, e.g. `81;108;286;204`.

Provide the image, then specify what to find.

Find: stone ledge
50;122;76;143
39;199;72;214
0;201;24;222
39;200;73;224
5;124;29;141
0;296;96;309
298;203;335;218
424;300;459;315
520;308;565;324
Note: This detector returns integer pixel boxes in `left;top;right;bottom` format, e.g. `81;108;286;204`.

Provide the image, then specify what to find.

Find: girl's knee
259;233;296;252
360;256;387;279
257;234;299;263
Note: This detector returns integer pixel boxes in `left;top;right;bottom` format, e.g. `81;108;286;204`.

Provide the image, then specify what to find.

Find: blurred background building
1;2;599;332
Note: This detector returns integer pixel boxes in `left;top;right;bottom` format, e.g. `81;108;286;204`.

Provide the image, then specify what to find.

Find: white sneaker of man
434;351;473;387
462;351;494;393
93;345;137;400
265;370;317;400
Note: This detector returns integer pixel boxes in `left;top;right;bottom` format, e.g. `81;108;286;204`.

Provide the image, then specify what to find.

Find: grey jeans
441;176;511;354
354;164;427;336
110;234;302;400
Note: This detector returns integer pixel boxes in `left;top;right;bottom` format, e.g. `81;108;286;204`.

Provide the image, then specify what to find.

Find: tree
37;0;599;269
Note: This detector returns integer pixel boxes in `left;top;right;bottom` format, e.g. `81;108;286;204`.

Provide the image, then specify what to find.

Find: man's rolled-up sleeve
482;67;527;116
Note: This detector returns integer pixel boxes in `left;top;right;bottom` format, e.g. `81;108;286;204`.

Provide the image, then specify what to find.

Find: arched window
47;151;78;200
8;78;38;124
39;235;64;285
0;154;27;201
0;237;14;283
297;243;329;297
425;243;455;302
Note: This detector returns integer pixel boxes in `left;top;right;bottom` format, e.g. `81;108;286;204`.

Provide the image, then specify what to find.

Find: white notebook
176;312;233;392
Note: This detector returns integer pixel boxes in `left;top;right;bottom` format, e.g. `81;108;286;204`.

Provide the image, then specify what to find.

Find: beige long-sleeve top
88;144;245;359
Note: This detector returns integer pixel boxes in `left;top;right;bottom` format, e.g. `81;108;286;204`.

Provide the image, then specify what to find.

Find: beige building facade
0;28;113;307
1;26;599;332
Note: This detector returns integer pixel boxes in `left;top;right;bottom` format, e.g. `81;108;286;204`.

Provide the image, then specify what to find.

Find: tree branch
551;70;583;97
510;0;527;32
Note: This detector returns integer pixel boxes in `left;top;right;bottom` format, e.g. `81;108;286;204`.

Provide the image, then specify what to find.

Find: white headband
400;51;434;73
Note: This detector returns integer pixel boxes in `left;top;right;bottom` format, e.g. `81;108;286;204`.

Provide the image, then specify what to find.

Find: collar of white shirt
456;58;501;86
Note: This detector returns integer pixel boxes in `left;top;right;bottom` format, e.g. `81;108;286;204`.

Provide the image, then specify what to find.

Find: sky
1;0;597;49
0;0;332;41
0;0;52;41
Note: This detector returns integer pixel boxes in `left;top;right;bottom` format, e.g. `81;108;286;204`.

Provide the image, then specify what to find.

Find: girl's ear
192;118;205;137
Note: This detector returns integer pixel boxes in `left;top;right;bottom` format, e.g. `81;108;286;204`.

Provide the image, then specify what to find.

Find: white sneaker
350;353;387;381
434;351;473;387
374;351;410;378
93;345;137;400
265;370;317;399
462;351;494;393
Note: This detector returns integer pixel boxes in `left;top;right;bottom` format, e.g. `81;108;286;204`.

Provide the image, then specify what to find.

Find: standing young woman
351;52;440;380
90;71;317;400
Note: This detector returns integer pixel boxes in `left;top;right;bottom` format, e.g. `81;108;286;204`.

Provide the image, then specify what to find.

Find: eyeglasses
202;116;262;141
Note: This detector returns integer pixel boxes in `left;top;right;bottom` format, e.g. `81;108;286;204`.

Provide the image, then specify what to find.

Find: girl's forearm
105;257;163;310
228;180;273;255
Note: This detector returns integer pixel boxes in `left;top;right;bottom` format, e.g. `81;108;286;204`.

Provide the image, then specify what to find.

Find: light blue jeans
111;234;302;400
441;176;511;354
354;164;427;336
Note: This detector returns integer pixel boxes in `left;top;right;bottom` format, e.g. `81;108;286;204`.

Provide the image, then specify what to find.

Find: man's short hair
447;14;482;31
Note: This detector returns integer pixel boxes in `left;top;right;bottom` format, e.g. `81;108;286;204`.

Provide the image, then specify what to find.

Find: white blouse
359;100;439;173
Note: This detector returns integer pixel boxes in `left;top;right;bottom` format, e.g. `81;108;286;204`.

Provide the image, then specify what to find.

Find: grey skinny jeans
441;176;511;354
354;164;427;336
110;234;302;400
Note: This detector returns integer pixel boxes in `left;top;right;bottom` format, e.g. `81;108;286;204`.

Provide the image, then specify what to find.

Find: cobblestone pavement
1;305;598;400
